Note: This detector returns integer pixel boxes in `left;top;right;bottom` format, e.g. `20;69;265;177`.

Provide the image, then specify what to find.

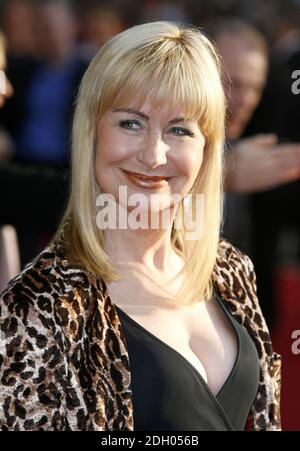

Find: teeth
137;178;166;183
139;177;165;181
130;173;167;182
124;170;169;183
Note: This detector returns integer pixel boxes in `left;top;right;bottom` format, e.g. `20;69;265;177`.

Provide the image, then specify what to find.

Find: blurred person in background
0;26;21;291
0;28;14;160
206;18;300;328
207;18;300;193
78;1;125;61
0;0;39;59
0;1;84;266
0;0;40;156
0;0;86;167
243;1;300;329
141;0;189;23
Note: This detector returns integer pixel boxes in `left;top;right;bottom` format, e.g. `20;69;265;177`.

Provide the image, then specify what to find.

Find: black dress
114;290;260;431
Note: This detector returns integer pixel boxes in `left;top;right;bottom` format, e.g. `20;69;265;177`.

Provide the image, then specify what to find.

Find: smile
122;169;172;189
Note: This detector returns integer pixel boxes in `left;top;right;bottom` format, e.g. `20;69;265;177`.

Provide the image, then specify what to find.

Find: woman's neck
103;225;178;275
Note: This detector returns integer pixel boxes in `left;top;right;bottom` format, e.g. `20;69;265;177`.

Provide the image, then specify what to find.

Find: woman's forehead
109;95;199;122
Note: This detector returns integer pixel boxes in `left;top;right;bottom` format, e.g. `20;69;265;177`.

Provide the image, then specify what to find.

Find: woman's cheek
97;135;134;164
175;147;203;177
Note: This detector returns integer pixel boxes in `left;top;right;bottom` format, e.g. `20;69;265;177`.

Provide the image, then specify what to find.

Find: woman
0;21;281;431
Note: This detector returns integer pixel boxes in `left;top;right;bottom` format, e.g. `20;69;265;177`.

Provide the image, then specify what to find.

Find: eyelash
118;119;194;137
119;119;141;130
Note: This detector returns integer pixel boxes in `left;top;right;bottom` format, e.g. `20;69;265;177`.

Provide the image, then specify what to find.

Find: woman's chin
121;204;173;229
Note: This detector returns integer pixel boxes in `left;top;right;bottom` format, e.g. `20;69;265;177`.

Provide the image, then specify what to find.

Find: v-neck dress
114;291;260;431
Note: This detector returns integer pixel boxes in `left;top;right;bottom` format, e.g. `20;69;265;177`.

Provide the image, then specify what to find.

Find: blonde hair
53;21;227;306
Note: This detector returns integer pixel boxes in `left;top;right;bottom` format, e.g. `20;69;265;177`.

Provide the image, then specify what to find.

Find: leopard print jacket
0;231;281;431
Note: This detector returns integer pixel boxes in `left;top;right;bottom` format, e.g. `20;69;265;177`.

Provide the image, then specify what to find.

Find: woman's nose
137;133;168;168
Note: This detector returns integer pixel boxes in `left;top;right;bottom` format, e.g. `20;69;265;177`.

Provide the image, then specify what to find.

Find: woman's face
95;98;205;217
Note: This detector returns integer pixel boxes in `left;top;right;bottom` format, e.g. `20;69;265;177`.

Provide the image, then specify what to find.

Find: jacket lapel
52;244;134;430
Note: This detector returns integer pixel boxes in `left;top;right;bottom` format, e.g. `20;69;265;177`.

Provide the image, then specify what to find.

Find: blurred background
0;0;299;430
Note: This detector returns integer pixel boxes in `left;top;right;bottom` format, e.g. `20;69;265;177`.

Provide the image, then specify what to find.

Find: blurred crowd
0;0;300;332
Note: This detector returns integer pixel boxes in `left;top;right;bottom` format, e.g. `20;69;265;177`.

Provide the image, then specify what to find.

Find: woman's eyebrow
112;108;186;124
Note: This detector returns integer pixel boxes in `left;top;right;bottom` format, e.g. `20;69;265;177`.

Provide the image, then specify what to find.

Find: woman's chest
108;284;238;396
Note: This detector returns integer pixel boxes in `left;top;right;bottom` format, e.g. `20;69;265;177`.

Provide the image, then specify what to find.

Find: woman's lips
122;169;172;189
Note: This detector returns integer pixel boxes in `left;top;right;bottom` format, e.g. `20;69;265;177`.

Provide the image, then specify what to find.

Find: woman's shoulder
212;237;259;315
1;242;62;301
1;243;56;297
1;238;100;298
0;240;100;324
0;244;61;336
215;237;256;282
217;237;253;265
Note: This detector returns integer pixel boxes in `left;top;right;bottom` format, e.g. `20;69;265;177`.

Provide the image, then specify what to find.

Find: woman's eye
119;119;142;130
170;126;194;137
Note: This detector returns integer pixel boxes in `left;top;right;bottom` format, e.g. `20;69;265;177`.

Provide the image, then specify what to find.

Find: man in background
206;18;300;327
